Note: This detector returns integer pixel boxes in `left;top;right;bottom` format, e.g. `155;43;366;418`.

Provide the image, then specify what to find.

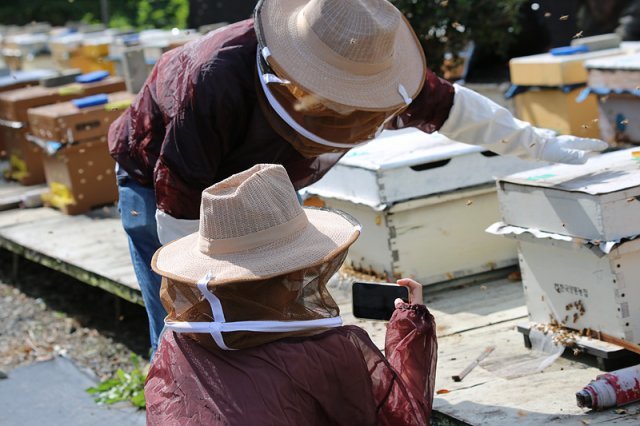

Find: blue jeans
117;173;166;356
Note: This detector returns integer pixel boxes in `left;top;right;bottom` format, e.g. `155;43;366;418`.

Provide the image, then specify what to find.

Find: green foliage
0;0;188;30
86;354;147;409
0;0;103;26
136;0;189;29
391;0;528;77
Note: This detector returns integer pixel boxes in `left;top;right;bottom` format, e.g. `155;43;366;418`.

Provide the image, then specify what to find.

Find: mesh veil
160;249;349;351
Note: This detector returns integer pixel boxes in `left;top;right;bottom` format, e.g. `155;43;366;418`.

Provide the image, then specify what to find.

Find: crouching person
145;164;437;425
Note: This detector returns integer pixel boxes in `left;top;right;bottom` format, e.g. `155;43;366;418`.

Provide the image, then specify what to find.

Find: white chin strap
164;272;343;350
257;47;376;149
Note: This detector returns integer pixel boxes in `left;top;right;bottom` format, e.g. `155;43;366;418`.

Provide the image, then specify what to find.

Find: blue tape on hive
550;45;589;56
72;93;109;109
75;70;110;84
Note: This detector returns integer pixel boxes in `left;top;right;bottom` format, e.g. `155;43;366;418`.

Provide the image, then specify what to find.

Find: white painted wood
586;53;640;71
433;320;640;425
322;186;518;285
334;277;528;349
498;148;640;241
513;233;640;343
304;128;546;208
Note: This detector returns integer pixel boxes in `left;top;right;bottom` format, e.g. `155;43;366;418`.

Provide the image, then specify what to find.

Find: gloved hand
438;84;609;165
533;130;609;165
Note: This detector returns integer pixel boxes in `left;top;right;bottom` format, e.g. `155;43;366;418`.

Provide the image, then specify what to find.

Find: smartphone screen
352;281;409;321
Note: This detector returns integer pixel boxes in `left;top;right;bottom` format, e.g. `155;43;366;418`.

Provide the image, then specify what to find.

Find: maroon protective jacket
145;303;437;425
108;19;454;220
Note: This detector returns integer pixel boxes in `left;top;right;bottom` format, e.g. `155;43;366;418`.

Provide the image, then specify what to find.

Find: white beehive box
497;148;640;242
491;227;640;342
584;53;640;144
304;128;546;284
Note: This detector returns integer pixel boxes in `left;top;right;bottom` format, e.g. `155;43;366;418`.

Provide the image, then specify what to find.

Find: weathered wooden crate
585;53;640;144
0;75;125;123
28;91;134;144
0;75;125;185
41;139;117;215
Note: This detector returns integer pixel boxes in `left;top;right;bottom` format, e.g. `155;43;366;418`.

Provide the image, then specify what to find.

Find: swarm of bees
564;300;586;324
534;319;580;348
534;299;589;352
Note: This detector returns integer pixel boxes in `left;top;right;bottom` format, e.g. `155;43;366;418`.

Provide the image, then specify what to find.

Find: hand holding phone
396;278;423;306
352;281;409;321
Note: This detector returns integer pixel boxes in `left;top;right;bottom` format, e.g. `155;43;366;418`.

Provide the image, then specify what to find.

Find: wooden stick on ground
590;330;640;356
452;346;495;382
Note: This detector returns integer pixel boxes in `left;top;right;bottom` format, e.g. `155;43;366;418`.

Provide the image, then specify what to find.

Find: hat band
198;211;309;255
296;11;393;76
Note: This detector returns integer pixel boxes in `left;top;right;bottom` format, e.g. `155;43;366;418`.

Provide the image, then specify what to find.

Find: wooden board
332;276;528;350
518;323;640;372
0;206;141;305
432;320;640;425
0;179;47;210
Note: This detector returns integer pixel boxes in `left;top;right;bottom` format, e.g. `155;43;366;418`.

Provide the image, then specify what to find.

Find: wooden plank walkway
0;204;141;305
1;182;639;424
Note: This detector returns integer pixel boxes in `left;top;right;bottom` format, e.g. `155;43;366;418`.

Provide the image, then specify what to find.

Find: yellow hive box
80;42;110;59
509;48;624;86
513;87;601;138
68;54;116;75
508;49;625;137
1;126;45;185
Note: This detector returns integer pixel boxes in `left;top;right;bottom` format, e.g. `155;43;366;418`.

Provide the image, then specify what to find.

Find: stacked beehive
28;91;134;214
490;149;640;343
508;46;626;139
584;53;640;146
0;71;125;185
303;128;546;285
0;69;59;156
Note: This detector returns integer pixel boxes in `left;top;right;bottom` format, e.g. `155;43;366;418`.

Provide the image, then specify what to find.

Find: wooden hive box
303;128;546;285
28;91;134;144
585;53;640;145
0;75;125;185
41;138;118;215
508;48;626;138
0;69;58;158
490;148;640;342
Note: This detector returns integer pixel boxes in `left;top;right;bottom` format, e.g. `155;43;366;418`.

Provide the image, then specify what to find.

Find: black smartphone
352;281;409;321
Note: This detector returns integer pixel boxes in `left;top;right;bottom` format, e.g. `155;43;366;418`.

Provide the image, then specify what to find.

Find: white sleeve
438;84;607;164
155;209;199;245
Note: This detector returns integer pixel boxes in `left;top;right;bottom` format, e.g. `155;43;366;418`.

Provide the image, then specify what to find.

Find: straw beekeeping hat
254;0;426;111
151;164;360;284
